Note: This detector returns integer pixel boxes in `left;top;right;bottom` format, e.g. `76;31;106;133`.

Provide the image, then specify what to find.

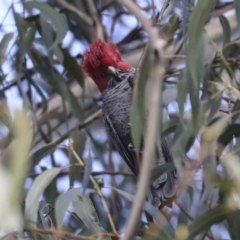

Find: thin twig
22;226;117;240
119;1;169;239
158;0;170;25
77;109;102;130
124;34;165;240
69;139;119;236
176;201;194;220
28;170;134;178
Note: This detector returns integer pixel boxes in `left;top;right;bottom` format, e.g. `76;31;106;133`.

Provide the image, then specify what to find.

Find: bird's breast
102;80;132;136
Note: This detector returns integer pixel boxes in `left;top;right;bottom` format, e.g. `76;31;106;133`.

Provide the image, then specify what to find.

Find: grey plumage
102;67;177;208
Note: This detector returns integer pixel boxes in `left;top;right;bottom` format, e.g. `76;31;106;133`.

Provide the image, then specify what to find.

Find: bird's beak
107;66;117;77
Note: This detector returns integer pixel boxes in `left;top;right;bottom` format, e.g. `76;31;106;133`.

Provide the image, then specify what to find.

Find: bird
83;40;177;208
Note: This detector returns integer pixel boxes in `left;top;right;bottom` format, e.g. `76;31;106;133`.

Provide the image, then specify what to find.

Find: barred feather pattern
102;67;177;208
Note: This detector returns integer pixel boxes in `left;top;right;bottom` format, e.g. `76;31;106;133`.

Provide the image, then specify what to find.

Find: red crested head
83;40;131;92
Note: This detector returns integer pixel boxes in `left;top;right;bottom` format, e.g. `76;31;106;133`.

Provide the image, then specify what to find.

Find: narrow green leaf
219;15;231;45
187;0;217;129
30;48;84;122
188;0;217;70
205;96;222;122
226;212;240;240
222;41;240;60
188;31;207;130
23;25;36;54
0;109;32;233
55;187;83;227
25;1;68;50
25;168;61;227
162;119;178;138
73;196;111;239
29;142;57;169
202;115;229;142
10;109;33;203
39;15;63;63
109;186;171;229
13;11;25;59
234;0;240;35
161;14;180;37
218;123;240;147
27;76;48;113
143;223;174;240
232;99;240;122
162;87;177;107
130;51;150;155
171;120;194;172
177;69;188;118
188;206;235;239
38;201;50;229
61;48;85;88
0;32;14;64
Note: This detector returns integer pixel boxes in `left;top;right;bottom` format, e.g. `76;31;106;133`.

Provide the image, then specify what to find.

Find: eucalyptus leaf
38;201;50;229
226;212;240;240
0;32;14;64
73;196;111;239
219;15;231;45
162;87;177;107
218;123;240;147
109;186;172;230
25;1;68;50
177;69;188;119
29;142;57;169
162;119;178;138
23;25;36;54
234;0;240;35
25;168;61;227
130;51;150;155
55;187;83;227
40;16;63;63
202;115;229;142
187;0;216;129
30;48;84;122
61;47;85;88
161;14;180;37
188;206;236;239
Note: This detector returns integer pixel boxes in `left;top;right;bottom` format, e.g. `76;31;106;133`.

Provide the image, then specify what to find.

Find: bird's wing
103;115;138;175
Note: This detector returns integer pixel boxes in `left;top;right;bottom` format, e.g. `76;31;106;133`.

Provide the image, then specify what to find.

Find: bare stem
123;51;165;240
158;0;170;25
21;226;117;240
119;1;168;239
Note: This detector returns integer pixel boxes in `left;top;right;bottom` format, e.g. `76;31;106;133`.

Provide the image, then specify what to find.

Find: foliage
0;0;239;239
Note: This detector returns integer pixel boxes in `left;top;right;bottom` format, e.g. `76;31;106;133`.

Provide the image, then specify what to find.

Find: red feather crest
83;40;130;79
